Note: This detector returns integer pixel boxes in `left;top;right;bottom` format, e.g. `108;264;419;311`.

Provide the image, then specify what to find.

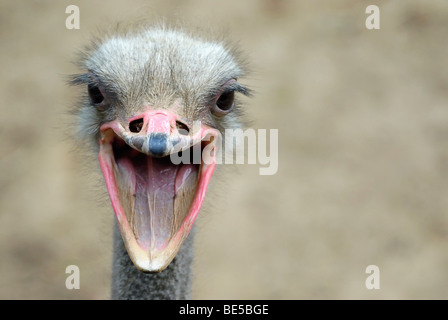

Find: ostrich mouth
98;118;218;272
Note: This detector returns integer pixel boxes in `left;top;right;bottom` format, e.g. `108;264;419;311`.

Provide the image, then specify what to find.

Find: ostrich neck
111;221;194;299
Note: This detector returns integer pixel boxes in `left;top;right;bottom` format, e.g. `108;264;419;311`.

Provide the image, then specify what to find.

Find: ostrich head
71;26;250;273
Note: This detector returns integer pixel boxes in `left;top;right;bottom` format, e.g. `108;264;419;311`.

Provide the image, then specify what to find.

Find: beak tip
132;254;171;273
125;242;179;273
146;132;169;157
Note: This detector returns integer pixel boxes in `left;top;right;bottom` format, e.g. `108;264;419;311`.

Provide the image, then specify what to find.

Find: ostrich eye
216;91;234;111
211;90;234;116
88;84;105;105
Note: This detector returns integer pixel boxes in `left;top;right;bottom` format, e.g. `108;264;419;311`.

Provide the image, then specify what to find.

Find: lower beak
98;110;219;272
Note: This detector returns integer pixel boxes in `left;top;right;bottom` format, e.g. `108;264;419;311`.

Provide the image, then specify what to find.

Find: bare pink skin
128;111;172;134
98;110;219;272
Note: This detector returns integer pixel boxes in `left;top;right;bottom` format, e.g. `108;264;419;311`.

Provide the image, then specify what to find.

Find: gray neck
111;221;194;300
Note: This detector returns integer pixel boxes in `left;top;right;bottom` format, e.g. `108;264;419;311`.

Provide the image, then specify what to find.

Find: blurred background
1;0;448;299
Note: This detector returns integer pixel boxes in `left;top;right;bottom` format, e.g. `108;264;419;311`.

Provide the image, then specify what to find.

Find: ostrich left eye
88;84;105;105
211;90;234;116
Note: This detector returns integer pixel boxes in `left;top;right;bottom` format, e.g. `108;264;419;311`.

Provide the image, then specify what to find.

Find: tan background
1;0;447;299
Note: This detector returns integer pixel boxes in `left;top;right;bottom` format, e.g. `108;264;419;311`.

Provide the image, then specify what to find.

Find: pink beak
98;110;219;272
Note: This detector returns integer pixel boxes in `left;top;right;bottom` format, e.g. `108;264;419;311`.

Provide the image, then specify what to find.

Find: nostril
129;118;144;133
176;121;189;135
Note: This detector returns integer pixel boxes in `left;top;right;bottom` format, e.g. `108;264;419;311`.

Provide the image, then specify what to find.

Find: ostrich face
71;28;249;272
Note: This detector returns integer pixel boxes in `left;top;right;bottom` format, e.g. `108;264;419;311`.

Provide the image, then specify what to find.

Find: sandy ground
1;0;448;299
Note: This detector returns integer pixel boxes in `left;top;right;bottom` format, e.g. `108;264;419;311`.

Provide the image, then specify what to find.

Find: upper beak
98;110;219;272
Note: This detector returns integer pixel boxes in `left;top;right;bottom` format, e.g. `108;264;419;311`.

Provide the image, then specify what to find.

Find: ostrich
70;25;250;299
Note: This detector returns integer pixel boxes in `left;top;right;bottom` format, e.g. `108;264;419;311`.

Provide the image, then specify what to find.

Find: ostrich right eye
210;90;235;117
88;84;105;105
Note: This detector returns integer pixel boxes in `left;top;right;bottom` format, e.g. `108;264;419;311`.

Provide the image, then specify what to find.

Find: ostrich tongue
115;154;198;252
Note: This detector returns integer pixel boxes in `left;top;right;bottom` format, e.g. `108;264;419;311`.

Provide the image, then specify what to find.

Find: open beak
98;110;219;272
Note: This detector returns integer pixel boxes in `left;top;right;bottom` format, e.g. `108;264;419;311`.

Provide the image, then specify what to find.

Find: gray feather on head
70;23;251;152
